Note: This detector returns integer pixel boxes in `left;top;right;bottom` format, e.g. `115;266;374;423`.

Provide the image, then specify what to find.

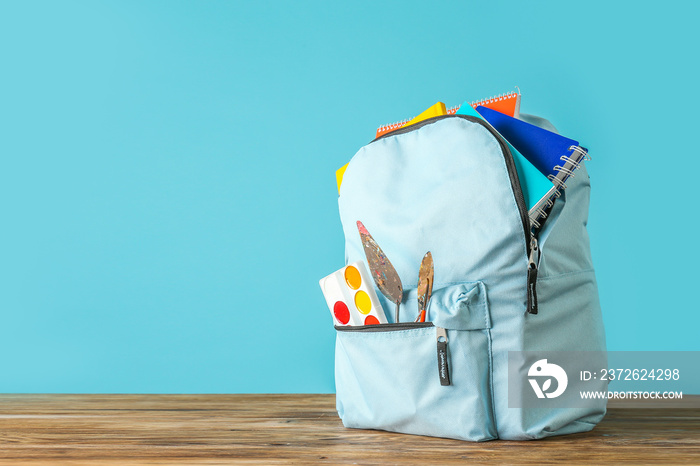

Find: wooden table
0;394;698;465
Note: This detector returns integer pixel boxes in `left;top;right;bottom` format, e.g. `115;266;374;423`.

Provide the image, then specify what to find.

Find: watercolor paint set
319;261;388;326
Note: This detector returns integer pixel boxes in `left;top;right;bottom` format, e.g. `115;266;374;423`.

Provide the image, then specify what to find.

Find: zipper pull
527;236;539;314
436;327;451;386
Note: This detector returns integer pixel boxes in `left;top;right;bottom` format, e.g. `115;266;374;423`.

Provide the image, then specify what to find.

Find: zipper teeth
372;114;531;255
481;118;532;254
335;322;434;332
371;114;453;142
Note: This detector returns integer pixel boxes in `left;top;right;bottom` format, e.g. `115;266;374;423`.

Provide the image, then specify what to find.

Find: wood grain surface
0;394;698;465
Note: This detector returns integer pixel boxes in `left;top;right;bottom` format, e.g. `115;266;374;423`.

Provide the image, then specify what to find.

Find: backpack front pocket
334;281;496;441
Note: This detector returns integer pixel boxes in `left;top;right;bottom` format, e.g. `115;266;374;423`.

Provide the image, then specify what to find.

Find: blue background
1;1;698;393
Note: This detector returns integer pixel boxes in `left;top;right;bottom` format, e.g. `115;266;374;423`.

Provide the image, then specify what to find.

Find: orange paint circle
344;265;362;290
364;315;380;325
354;290;372;314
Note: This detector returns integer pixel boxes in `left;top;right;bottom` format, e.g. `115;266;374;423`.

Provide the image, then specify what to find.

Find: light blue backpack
334;113;607;441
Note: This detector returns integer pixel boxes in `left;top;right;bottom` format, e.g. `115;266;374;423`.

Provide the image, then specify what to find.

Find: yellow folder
400;101;447;128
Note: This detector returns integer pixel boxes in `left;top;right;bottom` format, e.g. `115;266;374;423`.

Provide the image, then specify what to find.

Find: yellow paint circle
354;290;372;314
344;265;362;290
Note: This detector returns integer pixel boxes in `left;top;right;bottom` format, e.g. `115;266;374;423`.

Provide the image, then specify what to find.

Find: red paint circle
333;301;350;325
364;315;380;325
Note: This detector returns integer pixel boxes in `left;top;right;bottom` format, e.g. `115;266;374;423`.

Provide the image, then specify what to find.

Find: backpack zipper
527;236;539;314
372;114;538;314
335;322;434;332
336;323;451;386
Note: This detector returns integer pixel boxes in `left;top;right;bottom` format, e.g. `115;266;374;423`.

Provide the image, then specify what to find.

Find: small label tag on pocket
436;327;451;386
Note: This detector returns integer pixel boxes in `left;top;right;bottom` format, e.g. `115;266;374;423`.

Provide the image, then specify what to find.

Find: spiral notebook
465;91;521;119
475;106;589;229
375;91;521;139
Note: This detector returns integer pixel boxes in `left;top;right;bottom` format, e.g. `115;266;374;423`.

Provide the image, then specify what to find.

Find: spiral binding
529;145;589;230
547;173;568;190
469;91;520;109
570;145;591;161
375;119;411;135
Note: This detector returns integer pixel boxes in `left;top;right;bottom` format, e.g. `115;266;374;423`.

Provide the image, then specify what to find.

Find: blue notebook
476;106;584;179
475;105;589;228
456;102;552;212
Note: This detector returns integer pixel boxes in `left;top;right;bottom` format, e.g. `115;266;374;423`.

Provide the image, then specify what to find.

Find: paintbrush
356;221;403;323
415;252;434;323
